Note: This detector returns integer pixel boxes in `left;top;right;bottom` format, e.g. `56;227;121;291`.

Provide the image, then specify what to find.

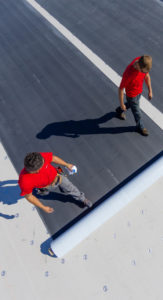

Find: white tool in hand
65;165;77;175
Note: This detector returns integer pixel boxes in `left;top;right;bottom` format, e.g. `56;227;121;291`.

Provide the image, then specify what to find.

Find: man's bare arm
25;193;54;213
119;87;126;111
145;73;153;100
52;155;73;170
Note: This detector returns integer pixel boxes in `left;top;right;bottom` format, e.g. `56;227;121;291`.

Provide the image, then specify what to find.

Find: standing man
19;152;92;213
116;55;153;136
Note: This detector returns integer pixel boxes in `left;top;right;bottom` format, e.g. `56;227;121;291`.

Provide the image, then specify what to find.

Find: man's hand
43;206;54;213
66;163;74;171
120;104;127;111
148;90;153;100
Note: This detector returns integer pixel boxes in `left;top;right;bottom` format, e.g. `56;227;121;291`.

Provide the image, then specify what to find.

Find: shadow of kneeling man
0;180;22;205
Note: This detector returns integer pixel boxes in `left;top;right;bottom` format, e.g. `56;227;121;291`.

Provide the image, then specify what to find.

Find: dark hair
24;152;43;172
138;55;152;72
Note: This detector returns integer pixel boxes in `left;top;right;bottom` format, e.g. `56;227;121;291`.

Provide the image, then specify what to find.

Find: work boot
83;198;93;208
36;188;50;196
136;127;149;136
116;107;126;120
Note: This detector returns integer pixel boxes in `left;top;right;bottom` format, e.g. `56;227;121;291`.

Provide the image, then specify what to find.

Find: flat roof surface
0;0;163;299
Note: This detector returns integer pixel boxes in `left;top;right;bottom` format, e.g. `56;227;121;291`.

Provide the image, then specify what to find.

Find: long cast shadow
35;191;85;208
36;112;135;139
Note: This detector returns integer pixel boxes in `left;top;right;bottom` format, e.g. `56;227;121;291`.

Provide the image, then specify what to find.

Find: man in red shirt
19;152;92;213
116;55;153;136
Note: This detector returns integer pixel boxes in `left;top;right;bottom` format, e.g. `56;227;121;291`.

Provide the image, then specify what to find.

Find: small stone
103;285;108;292
131;260;136;266
1;270;6;276
83;254;88;260
61;258;65;264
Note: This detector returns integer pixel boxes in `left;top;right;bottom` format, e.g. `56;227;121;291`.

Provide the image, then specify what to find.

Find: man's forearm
145;74;152;92
119;88;125;108
52;155;69;167
145;74;153;99
25;194;46;210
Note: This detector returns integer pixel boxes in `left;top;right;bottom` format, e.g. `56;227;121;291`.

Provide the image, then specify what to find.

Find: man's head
24;152;44;173
138;55;152;73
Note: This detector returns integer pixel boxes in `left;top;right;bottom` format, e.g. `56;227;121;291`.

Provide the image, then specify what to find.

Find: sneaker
83;198;93;208
36;188;50;196
116;108;126;120
137;127;149;136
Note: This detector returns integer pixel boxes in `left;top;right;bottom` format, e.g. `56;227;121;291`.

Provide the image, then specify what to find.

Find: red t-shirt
119;57;147;97
19;152;57;196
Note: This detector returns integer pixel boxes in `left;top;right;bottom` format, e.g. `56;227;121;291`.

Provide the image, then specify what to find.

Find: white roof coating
50;155;163;257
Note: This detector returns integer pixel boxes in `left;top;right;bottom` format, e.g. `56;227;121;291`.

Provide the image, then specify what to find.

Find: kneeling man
19;152;92;213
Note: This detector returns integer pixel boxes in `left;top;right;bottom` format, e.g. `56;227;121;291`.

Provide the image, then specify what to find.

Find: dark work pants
47;175;86;202
117;94;144;129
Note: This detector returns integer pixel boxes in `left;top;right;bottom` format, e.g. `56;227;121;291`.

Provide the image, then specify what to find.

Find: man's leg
127;95;143;128
127;95;148;136
48;175;92;208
